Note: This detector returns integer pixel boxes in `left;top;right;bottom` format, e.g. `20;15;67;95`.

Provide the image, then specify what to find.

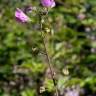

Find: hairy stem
40;16;59;96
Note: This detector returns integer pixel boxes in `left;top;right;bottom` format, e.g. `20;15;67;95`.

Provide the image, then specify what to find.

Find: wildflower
41;0;56;8
15;8;31;23
65;89;79;96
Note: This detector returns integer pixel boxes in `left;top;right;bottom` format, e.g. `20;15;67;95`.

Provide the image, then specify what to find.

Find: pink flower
15;8;31;23
41;0;56;8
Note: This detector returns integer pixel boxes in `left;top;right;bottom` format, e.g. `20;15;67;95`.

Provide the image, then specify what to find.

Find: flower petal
15;8;31;23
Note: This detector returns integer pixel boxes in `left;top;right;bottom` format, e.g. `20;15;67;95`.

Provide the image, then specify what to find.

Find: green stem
40;16;59;96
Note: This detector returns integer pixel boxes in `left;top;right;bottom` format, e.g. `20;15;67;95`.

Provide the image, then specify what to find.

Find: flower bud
15;8;31;23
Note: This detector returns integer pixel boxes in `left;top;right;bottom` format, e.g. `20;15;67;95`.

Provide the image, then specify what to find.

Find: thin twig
40;16;59;96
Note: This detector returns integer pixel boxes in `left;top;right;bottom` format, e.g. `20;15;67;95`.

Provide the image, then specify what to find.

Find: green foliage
0;0;96;95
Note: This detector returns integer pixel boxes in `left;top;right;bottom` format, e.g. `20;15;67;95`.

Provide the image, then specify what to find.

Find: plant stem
40;17;59;96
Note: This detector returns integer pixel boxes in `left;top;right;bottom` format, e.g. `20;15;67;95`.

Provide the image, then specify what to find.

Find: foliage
0;0;96;96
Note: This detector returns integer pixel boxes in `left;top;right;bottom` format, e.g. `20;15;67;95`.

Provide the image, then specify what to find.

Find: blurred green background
0;0;96;96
